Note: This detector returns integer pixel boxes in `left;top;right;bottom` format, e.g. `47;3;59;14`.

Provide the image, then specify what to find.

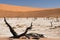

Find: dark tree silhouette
4;17;18;37
26;33;44;39
4;17;32;39
4;17;44;40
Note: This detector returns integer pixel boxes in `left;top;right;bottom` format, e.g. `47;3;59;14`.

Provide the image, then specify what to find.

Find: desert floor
0;37;60;40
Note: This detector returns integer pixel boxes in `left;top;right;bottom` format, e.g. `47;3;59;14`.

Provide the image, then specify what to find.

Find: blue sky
0;0;60;8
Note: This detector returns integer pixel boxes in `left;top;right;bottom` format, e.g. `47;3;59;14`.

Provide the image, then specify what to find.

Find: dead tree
4;17;18;37
16;23;32;39
26;33;44;39
56;16;59;22
4;17;32;39
50;21;53;27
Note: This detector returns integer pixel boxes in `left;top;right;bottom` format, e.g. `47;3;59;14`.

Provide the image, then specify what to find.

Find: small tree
50;21;53;27
56;16;59;22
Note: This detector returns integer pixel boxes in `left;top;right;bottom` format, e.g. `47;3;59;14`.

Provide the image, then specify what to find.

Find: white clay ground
0;17;60;38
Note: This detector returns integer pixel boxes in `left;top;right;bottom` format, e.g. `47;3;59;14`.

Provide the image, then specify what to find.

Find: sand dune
0;4;46;12
0;4;60;17
0;8;60;17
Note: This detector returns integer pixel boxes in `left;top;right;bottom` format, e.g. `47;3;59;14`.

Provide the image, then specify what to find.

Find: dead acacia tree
4;17;32;39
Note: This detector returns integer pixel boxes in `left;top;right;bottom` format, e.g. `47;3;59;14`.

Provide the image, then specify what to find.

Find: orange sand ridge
0;4;47;12
0;4;60;17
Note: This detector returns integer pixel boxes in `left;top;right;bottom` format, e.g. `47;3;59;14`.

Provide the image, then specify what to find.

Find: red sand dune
0;4;47;12
0;4;60;17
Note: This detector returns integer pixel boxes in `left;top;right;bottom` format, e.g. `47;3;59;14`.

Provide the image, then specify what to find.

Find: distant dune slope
0;4;60;17
0;4;45;12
